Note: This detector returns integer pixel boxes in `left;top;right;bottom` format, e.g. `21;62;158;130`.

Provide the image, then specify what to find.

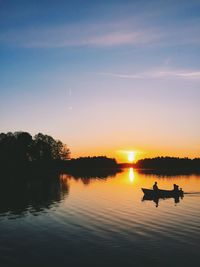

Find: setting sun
128;151;136;163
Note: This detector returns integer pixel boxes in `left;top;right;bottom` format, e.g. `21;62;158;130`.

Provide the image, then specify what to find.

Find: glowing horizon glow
116;150;139;163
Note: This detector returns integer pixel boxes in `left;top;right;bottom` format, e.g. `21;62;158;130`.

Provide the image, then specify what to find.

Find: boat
142;188;184;198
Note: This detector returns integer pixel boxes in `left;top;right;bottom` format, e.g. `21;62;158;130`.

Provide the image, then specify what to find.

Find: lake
0;168;200;267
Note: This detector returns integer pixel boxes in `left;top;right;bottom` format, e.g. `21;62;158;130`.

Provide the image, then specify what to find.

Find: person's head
155;182;157;185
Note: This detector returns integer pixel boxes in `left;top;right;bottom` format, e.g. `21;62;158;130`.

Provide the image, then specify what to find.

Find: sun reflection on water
129;167;135;183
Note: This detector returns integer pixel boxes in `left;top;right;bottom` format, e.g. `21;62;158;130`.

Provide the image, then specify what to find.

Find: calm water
0;169;200;267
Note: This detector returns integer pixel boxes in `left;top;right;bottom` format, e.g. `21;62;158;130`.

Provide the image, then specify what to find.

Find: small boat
142;188;184;197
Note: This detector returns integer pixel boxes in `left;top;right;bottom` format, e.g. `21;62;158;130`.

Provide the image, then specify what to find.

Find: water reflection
0;168;197;218
61;167;120;186
0;172;69;218
137;168;200;177
1;169;200;267
0;168;119;218
66;167;121;179
129;167;135;183
142;194;184;207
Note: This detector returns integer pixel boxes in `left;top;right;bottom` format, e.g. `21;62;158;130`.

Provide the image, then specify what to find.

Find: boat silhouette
142;188;184;197
142;188;184;207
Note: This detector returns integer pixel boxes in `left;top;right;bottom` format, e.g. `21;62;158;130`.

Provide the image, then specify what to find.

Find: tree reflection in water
0;171;69;218
0;168;120;217
61;167;120;186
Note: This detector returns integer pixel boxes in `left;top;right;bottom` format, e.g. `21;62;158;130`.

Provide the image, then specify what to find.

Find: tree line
68;156;118;168
0;132;120;174
0;131;70;165
135;156;200;171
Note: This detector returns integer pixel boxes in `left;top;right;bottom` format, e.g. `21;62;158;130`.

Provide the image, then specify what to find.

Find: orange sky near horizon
68;145;200;163
56;88;200;163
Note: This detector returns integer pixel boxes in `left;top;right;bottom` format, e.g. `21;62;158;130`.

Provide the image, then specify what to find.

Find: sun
127;151;136;163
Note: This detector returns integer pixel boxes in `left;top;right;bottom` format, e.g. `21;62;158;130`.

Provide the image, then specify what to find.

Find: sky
0;0;200;162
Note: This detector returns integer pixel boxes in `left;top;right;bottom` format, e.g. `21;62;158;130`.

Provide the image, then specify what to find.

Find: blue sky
1;0;200;161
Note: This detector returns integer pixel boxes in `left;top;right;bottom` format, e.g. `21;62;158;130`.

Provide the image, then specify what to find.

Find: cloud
154;71;200;78
0;10;200;49
97;69;200;80
97;72;142;79
0;19;161;48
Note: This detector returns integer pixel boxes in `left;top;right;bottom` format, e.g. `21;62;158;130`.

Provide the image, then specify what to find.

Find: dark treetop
0;131;70;166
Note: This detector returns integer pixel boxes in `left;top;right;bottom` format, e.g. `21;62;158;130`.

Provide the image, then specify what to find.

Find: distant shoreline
119;156;200;175
1;160;200;177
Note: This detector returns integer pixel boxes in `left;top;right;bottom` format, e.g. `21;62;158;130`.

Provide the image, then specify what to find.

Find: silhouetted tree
135;156;200;172
14;132;33;162
62;156;121;178
0;131;70;166
32;133;70;161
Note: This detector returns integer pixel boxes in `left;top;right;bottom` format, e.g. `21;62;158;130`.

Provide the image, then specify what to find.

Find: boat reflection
142;194;184;207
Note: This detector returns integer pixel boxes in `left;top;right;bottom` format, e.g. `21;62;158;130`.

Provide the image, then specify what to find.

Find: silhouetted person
173;184;179;192
153;181;158;191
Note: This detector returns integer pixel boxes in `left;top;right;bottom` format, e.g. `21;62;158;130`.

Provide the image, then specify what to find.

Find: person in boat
153;182;158;191
173;184;179;192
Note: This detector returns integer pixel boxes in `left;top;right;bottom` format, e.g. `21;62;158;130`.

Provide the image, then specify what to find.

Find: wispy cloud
0;19;161;48
154;71;200;79
97;72;142;79
0;9;200;49
97;69;200;80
